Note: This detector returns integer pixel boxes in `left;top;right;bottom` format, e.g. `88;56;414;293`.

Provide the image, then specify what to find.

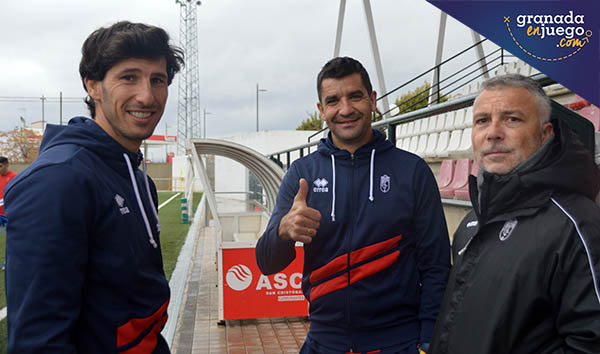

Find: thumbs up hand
278;178;322;244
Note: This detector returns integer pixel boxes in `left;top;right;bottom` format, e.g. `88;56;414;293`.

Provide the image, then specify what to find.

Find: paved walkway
171;226;309;354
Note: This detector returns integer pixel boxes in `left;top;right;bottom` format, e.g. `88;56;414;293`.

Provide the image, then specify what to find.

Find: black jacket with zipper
430;119;600;354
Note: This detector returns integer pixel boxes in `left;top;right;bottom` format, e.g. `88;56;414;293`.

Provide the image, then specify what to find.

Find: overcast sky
0;0;497;139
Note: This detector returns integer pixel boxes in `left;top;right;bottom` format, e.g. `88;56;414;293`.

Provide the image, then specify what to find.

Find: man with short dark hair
5;21;184;353
0;156;17;226
256;57;450;353
429;74;600;354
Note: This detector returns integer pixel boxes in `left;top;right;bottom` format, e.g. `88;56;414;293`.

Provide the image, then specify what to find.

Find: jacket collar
40;117;144;176
317;128;394;160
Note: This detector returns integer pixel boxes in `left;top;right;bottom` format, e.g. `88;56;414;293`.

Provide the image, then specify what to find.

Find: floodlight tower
175;0;202;154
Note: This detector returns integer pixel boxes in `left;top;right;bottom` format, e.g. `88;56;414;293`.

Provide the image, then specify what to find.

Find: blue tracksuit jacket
256;129;451;352
4;117;170;353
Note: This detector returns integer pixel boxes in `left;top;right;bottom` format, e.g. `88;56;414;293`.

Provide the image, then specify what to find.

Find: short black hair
0;156;8;164
79;21;185;117
317;57;373;102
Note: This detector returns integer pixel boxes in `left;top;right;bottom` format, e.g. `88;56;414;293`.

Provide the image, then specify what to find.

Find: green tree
296;111;322;131
393;81;448;116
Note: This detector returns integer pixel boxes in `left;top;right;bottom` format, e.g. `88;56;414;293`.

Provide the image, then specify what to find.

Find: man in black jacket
430;74;600;354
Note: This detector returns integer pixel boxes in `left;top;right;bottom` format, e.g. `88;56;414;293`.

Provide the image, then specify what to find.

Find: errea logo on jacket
115;194;130;215
313;178;329;193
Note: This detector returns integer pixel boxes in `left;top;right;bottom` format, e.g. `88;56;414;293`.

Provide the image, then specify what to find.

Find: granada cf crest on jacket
499;218;518;241
380;174;391;193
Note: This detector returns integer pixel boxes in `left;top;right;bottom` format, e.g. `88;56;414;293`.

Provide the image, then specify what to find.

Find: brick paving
171;226;309;354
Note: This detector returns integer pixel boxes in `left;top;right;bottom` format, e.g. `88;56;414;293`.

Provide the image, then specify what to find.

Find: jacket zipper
457;236;474;256
347;153;355;351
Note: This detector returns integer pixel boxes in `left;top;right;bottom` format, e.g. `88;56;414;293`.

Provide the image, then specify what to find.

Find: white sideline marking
0;306;5;321
158;192;181;210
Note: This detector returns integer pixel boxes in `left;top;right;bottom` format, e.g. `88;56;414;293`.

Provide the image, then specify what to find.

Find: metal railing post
387;123;396;144
435;65;441;104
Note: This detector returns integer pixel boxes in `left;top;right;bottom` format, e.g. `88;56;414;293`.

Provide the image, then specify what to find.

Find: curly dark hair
79;21;184;117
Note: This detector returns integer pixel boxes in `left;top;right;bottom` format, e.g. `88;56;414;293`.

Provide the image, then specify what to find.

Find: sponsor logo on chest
313;178;329;193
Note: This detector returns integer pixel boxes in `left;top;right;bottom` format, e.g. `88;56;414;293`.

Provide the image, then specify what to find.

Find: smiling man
4;21;183;353
430;74;600;354
256;57;450;354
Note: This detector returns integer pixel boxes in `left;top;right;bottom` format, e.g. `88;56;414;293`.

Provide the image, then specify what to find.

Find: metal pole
387;123;396;144
334;0;347;57
165;123;168;161
256;84;266;132
436;66;441;103
362;0;390;118
430;11;447;105
59;91;63;125
471;30;490;79
41;94;46;130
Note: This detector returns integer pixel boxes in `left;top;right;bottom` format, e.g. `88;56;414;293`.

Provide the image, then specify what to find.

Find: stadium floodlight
175;0;202;153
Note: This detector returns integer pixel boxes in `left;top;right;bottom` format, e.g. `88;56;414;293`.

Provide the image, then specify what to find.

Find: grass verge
159;191;202;280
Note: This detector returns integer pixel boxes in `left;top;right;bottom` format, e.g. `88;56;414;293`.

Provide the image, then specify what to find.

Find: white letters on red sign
255;272;303;291
289;273;302;289
256;275;272;290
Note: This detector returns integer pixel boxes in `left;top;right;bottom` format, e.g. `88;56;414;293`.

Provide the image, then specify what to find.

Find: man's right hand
278;178;322;244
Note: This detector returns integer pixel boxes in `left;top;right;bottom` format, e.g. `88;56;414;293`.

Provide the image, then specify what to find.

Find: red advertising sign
221;246;308;319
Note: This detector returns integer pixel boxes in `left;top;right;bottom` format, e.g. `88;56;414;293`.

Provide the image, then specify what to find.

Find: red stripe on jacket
350;235;402;265
117;298;169;350
310;253;348;283
120;313;168;354
309;235;402;284
310;250;400;301
309;236;402;301
309;274;347;301
350;251;400;285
